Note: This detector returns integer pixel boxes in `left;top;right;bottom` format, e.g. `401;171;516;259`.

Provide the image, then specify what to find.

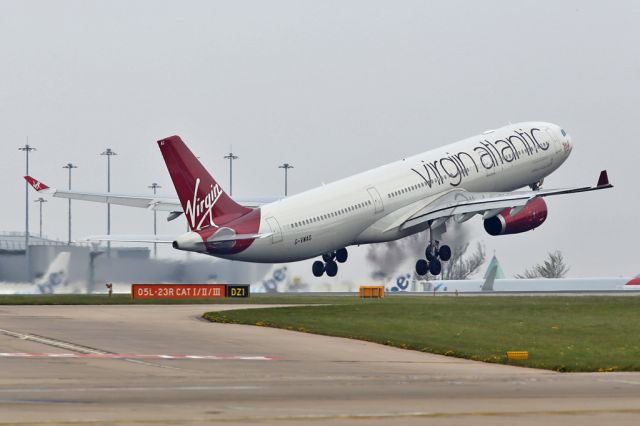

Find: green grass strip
0;293;357;305
203;296;640;372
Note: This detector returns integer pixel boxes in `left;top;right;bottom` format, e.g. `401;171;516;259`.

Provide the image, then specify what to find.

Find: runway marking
0;353;279;360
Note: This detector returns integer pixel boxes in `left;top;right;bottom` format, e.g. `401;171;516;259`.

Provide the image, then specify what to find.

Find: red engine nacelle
483;197;548;236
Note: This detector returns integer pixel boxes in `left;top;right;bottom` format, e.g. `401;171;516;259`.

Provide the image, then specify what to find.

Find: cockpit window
561;129;567;137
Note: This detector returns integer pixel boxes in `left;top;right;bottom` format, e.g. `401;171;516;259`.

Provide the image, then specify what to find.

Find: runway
1;305;640;425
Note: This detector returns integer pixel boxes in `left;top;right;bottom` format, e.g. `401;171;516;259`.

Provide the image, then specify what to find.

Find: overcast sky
1;0;638;280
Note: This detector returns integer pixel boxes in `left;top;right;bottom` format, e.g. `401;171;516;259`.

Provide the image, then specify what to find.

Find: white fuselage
221;122;572;263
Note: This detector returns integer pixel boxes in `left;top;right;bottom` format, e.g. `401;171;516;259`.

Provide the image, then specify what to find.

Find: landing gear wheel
325;260;338;277
438;245;451;262
322;252;335;263
312;261;325;277
429;259;442;276
425;244;436;261
415;259;429;276
335;248;348;263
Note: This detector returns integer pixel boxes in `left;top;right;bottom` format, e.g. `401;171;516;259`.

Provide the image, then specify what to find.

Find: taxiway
1;304;639;425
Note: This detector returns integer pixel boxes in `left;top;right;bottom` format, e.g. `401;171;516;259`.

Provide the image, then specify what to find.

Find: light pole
224;150;238;195
148;182;161;258
100;148;117;255
62;163;77;244
34;197;47;238
278;163;294;196
19;142;36;280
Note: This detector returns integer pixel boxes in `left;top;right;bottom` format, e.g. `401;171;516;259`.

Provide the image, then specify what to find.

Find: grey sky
1;0;638;279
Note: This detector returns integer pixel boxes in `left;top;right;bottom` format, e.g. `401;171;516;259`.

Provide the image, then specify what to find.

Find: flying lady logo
33;180;42;190
185;178;224;230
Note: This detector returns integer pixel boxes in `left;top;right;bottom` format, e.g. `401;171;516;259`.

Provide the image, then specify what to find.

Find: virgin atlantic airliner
26;122;612;277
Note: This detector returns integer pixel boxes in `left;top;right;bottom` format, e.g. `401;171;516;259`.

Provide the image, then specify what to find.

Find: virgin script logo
185;178;223;230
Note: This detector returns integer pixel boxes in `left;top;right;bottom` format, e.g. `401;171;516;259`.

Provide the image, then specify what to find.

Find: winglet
596;170;611;188
24;176;50;192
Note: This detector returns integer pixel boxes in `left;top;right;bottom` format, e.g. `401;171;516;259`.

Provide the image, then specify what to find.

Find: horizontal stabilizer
79;235;177;243
208;232;273;243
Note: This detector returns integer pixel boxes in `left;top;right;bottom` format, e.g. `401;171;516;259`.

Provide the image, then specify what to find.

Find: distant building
0;231;270;292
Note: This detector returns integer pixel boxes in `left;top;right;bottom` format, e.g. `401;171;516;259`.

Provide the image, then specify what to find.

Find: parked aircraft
26;122;612;277
0;252;70;294
389;261;640;293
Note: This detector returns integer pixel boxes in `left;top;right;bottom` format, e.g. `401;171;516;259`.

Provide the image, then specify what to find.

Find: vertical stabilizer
481;262;498;291
157;136;251;231
36;252;71;294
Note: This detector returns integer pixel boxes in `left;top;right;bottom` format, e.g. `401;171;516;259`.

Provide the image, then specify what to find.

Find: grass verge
0;293;357;305
203;296;640;372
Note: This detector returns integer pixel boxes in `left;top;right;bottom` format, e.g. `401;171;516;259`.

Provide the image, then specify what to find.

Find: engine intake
484;197;548;236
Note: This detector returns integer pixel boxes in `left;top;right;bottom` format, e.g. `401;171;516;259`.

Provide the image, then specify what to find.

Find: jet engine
483;197;548;236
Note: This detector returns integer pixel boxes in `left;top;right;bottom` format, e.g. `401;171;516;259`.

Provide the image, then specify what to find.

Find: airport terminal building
0;231;270;292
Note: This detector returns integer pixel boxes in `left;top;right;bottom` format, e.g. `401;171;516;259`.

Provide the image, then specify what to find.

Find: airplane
0;252;71;294
25;122;612;278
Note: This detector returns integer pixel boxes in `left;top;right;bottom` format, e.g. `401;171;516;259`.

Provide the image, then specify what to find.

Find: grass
0;293;357;305
203;296;640;372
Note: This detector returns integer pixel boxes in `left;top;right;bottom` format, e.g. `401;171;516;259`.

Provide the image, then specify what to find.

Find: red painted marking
0;353;279;360
624;278;640;286
131;284;226;299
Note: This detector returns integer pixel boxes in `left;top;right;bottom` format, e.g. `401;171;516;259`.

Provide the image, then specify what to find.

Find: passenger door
265;217;283;244
367;187;384;214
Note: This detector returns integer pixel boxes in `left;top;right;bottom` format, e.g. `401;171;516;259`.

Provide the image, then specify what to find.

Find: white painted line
0;353;280;360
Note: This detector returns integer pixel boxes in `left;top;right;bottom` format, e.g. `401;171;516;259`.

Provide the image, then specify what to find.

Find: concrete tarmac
1;305;639;425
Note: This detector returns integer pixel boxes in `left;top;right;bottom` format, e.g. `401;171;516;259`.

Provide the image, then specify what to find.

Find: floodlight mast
148;182;162;258
34;197;47;238
278;163;294;196
224;150;239;196
100;148;117;255
19;142;36;280
62;163;78;244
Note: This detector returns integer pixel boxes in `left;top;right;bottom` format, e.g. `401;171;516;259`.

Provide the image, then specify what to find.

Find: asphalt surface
1;305;639;425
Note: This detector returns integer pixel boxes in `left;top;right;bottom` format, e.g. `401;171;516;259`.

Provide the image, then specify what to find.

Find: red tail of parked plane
157;136;251;232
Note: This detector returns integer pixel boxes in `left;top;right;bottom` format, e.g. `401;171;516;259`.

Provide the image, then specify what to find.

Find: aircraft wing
391;170;612;231
24;176;277;215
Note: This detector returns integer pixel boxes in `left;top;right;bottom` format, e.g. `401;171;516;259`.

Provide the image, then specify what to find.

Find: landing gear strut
313;248;348;277
415;228;451;277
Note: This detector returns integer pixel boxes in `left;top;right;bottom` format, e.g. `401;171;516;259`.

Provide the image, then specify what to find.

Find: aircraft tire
439;245;452;262
415;259;429;276
425;245;436;261
429;259;442;276
322;252;335;262
336;248;348;263
325;260;338;277
312;261;325;277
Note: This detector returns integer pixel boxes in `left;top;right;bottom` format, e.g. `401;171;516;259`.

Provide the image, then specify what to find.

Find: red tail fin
158;136;251;231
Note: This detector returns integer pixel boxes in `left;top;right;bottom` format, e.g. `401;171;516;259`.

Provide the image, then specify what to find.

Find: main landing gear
312;248;348;277
415;240;451;277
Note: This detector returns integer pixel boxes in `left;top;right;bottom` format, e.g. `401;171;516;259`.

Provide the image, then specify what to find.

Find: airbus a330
26;122;612;277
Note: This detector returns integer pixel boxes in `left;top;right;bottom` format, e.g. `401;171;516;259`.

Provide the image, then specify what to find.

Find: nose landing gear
313;248;348;277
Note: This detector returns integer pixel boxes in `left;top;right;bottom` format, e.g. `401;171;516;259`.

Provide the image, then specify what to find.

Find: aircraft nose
559;127;573;154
